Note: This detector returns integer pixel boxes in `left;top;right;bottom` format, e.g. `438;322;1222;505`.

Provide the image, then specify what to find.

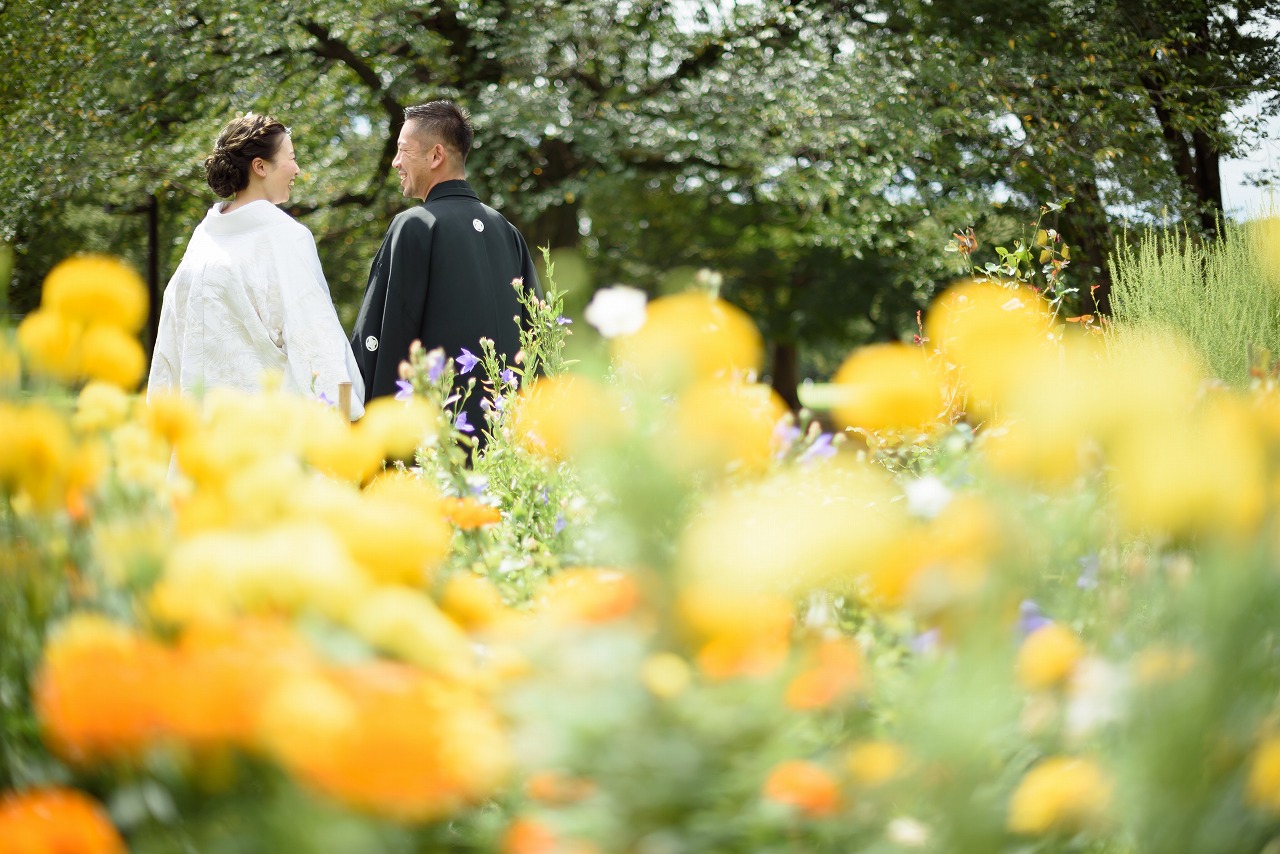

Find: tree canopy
3;0;1278;401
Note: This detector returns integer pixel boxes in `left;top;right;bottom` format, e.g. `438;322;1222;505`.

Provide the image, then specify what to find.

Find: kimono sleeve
279;228;366;419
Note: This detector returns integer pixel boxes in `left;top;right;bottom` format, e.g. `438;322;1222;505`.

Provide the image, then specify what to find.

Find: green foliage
946;199;1084;318
1107;221;1280;386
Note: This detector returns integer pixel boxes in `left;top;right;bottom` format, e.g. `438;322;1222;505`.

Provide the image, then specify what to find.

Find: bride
147;113;364;418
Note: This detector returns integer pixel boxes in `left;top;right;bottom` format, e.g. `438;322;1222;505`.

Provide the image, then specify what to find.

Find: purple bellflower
456;348;480;374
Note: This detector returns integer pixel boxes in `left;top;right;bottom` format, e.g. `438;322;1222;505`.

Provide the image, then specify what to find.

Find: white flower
1066;657;1127;739
584;285;648;338
904;475;953;519
886;817;930;847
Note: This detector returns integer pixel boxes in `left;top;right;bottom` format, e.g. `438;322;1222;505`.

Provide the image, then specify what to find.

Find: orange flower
34;614;168;763
785;637;865;710
259;662;510;821
0;787;126;854
524;770;596;805
538;568;641;624
763;760;842;817
443;495;503;529
160;619;316;747
502;817;560;854
697;633;790;681
680;587;792;680
500;818;599;854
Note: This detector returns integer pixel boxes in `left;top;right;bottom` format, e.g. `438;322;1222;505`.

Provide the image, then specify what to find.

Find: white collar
203;199;288;235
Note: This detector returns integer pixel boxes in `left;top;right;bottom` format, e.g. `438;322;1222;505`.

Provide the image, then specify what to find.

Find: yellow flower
42;255;148;333
80;323;146;389
613;291;762;389
72;381;132;434
831;343;946;433
298;475;452;586
1246;736;1280;813
676;459;907;599
1007;756;1110;835
844;740;908;787
1130;644;1197;685
109;422;173;490
510;374;621;460
641;652;693;699
679;586;792;680
1016;623;1085;691
257;672;358;774
344;587;476;680
0;403;73;512
1108;393;1265;540
92;515;170;587
176;421;269;489
0;336;19;389
667;379;789;475
897;494;1000;614
439;572;511;631
924;279;1055;416
149;523;370;626
140;391;198;446
358;396;434;460
302;406;385;483
16;308;83;383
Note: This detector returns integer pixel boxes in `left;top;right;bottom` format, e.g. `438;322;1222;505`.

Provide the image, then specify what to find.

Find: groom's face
393;122;439;201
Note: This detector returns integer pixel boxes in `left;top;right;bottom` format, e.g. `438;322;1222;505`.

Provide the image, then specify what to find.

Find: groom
349;100;542;441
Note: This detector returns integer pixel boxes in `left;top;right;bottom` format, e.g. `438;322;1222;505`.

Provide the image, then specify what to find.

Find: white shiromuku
147;200;364;418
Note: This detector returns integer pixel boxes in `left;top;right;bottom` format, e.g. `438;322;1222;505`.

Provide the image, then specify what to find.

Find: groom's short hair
404;101;474;162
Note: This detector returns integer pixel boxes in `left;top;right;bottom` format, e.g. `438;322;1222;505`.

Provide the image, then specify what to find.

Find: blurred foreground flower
259;662;510;822
1007;756;1111;835
0;787;125;854
924;278;1055;416
1246;735;1280;813
762;760;842;817
613;290;761;389
584;284;647;338
17;255;148;388
1016;623;1086;691
832;342;947;433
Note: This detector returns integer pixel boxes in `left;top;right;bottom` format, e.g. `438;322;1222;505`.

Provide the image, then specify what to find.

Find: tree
847;0;1280;308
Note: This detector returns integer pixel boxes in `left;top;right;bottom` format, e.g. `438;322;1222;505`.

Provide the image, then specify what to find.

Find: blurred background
4;0;1279;410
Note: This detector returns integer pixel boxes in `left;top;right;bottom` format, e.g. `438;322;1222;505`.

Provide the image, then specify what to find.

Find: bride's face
262;135;300;204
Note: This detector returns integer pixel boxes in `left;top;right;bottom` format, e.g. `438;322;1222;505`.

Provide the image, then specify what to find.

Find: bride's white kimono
147;200;364;418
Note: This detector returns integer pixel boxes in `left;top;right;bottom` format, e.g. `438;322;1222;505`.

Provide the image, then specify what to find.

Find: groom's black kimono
350;179;542;439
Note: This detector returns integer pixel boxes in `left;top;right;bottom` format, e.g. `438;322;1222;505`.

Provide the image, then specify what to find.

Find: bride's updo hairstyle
204;113;290;198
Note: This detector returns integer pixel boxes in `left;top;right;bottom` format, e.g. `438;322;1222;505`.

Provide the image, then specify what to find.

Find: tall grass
1108;220;1280;387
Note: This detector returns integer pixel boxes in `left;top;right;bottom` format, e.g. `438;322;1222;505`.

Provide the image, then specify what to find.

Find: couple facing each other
148;99;541;436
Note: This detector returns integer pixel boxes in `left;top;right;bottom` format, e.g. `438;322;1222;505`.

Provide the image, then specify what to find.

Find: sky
1221;96;1280;219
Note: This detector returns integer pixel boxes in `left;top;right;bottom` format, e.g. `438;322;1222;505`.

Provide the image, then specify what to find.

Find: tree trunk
1058;175;1115;315
770;340;801;412
1192;128;1224;236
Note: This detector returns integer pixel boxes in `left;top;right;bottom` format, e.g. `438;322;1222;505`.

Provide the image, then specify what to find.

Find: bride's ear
251;157;268;177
